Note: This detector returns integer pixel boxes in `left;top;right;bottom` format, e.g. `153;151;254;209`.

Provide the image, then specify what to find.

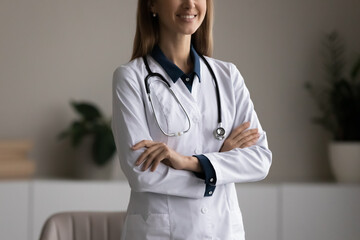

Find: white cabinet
281;184;360;240
0;181;359;240
31;180;130;240
237;184;279;240
0;181;30;240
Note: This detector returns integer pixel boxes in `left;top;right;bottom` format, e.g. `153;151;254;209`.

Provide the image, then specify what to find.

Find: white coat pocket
124;213;170;240
148;80;189;136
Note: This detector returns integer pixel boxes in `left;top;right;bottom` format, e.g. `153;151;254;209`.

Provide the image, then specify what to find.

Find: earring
153;13;157;17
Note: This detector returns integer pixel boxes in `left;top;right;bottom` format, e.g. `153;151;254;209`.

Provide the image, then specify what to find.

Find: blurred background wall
0;0;359;181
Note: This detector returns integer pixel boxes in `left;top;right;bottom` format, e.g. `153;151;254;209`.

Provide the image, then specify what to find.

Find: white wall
1;0;359;181
213;0;360;182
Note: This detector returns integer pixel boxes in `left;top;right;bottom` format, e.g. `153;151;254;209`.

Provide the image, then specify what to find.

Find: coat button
209;178;214;183
201;207;208;214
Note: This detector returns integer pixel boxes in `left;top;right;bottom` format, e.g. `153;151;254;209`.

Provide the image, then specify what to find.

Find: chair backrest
39;211;126;240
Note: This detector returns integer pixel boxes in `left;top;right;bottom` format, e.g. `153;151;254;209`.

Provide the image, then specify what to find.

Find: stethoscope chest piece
214;125;226;140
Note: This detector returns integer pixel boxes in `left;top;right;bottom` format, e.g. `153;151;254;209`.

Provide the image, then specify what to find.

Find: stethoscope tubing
148;79;192;137
142;55;225;140
198;54;222;124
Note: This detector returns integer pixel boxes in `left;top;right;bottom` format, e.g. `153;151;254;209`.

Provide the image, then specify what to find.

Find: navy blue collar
150;45;201;83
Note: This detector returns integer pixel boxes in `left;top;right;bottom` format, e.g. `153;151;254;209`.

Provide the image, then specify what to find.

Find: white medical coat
112;55;272;240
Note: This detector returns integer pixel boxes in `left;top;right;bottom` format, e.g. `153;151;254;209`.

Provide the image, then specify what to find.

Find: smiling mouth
178;15;197;19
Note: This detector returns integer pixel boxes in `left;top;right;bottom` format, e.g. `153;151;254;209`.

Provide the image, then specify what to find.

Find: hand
132;140;201;172
220;122;260;152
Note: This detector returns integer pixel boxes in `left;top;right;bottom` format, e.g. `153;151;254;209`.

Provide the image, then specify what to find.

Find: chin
179;27;199;36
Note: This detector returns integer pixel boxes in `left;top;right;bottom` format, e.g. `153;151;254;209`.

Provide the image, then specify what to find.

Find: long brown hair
130;0;214;60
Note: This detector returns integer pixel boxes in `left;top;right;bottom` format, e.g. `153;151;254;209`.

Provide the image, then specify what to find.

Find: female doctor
112;0;272;239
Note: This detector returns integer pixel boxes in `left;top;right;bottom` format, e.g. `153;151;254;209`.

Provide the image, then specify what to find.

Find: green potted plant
305;31;360;182
58;101;117;179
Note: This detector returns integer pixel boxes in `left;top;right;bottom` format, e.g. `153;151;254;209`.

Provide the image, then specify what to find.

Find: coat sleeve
111;65;206;198
203;63;272;185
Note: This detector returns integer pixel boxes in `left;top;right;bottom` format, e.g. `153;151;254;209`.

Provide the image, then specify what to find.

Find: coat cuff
193;154;217;197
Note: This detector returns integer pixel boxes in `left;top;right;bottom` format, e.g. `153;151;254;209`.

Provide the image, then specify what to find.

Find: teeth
180;15;195;19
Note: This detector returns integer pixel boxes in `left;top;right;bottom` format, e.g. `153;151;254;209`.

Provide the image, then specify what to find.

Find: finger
136;145;163;167
150;154;168;172
144;147;165;167
240;139;257;148
143;148;166;171
150;159;161;172
237;132;259;146
233;128;258;143
132;140;155;150
232;121;251;135
239;134;260;148
227;122;250;140
150;150;169;171
135;142;162;165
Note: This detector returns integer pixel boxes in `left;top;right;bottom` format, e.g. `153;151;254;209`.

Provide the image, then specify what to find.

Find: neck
158;35;193;73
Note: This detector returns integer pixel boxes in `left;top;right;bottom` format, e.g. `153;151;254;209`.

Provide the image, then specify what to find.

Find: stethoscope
143;55;226;140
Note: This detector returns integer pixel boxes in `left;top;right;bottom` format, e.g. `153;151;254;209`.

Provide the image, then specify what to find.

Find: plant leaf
71;101;103;121
70;121;88;147
92;124;116;166
350;55;360;81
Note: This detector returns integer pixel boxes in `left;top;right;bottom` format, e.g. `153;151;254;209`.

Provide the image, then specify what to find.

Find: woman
112;0;272;239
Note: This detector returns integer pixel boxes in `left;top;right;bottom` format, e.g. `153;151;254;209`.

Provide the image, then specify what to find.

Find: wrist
184;156;202;172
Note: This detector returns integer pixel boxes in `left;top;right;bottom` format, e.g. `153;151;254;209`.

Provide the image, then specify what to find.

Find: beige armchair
39;211;126;240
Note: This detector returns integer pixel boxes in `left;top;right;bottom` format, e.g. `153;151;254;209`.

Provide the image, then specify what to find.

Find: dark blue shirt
151;45;201;92
150;45;217;197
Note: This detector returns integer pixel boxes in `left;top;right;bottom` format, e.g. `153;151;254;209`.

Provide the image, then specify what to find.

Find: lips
179;15;196;19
